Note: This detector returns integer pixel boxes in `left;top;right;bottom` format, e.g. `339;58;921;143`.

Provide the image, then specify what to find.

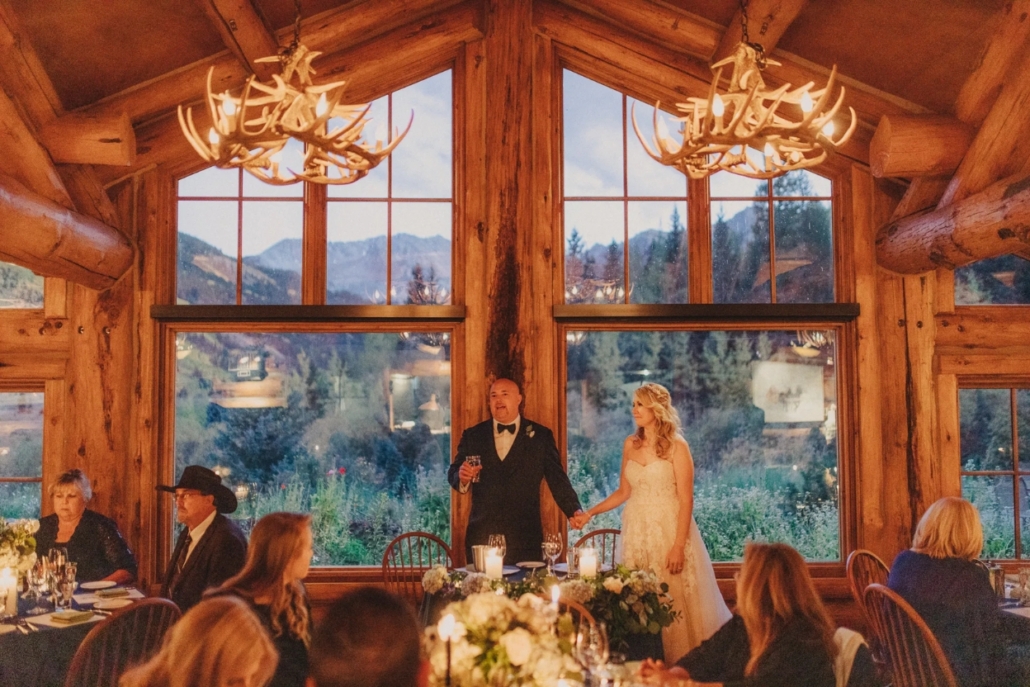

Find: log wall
2;0;1020;628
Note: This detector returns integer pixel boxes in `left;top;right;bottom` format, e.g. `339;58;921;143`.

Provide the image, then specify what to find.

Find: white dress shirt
494;415;521;461
182;509;217;566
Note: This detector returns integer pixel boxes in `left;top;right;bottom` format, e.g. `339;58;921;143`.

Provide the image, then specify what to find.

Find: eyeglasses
173;490;205;502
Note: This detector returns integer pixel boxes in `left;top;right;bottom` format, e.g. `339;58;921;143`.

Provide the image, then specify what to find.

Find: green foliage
0;262;43;308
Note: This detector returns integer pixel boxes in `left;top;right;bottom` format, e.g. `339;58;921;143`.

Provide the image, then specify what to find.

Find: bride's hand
666;545;685;575
570;510;591;529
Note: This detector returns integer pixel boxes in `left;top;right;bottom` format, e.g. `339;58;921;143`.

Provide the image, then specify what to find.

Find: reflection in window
711;168;833;304
960;388;1030;558
0;261;43;309
955;255;1030;305
0;392;44;518
566;329;839;561
562;71;689;304
173;332;451;565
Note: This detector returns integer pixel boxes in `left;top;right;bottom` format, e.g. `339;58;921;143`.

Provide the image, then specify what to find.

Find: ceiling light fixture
633;0;856;179
178;2;410;185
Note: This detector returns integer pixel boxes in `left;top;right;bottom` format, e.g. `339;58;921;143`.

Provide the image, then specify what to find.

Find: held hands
639;659;692;685
665;545;685;575
569;510;591;529
458;461;481;485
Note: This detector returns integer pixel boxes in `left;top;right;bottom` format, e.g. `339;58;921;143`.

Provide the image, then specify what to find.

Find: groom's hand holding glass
458;455;482;486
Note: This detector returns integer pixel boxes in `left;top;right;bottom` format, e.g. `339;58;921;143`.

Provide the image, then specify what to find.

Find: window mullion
302;183;328;305
689;177;711;303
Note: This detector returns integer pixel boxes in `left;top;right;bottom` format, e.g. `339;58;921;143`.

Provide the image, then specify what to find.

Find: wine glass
48;547;67;569
488;534;506;562
542;533;561;574
24;560;50;615
575;622;610;677
465;455;482;483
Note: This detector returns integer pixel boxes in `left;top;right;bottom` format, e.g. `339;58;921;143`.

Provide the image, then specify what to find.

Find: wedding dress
620;454;731;662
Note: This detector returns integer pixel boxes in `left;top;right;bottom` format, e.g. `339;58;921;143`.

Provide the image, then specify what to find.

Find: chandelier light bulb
315;93;329;118
222;96;237;117
764;142;775;158
822;120;835;137
800;92;814;113
711;93;725;117
207;128;220;146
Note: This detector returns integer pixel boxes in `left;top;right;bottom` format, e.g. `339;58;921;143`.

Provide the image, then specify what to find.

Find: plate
94;598;134;610
552;563;568;573
516;561;545;569
464;565;519;575
79;580;117;590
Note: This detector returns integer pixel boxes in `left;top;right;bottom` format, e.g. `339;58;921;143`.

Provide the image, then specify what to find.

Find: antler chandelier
633;0;856;180
178;7;410;185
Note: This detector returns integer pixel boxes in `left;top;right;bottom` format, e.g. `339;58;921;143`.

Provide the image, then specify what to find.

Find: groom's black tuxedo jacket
448;418;581;564
162;513;247;612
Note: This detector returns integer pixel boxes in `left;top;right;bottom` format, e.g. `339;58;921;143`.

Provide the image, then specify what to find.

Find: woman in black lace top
34;469;137;584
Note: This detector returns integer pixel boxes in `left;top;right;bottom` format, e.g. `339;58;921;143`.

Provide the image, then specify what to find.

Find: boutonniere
525;424;535;438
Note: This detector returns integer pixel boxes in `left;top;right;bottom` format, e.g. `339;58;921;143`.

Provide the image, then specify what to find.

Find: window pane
391;72;452;199
173;331;452;565
0;392;43;478
327;96;389;199
964;475;1014;558
563;72;623;197
241;201;303;305
178;166;239;197
1019;390;1030;472
774;200;833;303
955;255;1030;305
327;201;388;304
628;201;687;304
960;388;1012;471
565;201;624;303
626;100;687;198
777;169;831;197
177;200;239;305
709;157;765;198
242;139;304;198
0;261;43;309
0;482;40;519
392;203;452;304
712;200;770;303
566;329;840;561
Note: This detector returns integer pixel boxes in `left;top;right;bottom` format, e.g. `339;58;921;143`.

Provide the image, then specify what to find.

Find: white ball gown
620;455;731;662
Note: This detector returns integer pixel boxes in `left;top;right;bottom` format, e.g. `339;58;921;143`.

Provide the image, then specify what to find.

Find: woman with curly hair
574;382;730;659
209;512;314;687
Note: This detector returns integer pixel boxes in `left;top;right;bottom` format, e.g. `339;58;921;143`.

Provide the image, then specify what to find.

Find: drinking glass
65;562;78;584
543;533;561;574
465;455;482;483
1020;567;1030;606
488;534;506;560
575;622;610;677
57;580;75;609
48;547;68;569
24;561;50;615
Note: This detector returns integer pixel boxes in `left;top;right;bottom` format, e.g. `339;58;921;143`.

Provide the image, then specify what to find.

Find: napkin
50;610;96;624
96;587;131;598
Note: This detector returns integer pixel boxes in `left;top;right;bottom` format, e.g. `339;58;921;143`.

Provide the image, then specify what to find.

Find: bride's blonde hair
631;383;681;459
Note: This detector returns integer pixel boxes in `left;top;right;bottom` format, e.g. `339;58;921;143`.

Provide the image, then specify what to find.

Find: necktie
177;533;193;573
498;423;516;434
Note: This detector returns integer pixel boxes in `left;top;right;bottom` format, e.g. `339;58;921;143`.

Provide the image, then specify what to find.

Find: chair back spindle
573;529;621;570
382;531;453;606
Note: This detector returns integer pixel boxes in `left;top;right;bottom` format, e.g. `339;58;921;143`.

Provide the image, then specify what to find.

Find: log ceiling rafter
197;0;281;82
712;0;809;64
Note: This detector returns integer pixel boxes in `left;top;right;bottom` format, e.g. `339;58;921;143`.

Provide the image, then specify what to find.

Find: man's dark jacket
162;513;247;612
447;418;581;564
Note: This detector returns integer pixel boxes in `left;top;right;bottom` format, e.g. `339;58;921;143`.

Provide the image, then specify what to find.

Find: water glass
465;455;482;482
1020;567;1030;606
575;622;610;677
57;580;75;609
542;534;561;573
488;534;507;559
65;562;78;584
48;547;68;569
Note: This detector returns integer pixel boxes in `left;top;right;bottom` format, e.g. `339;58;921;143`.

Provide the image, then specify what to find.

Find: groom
448;378;584;565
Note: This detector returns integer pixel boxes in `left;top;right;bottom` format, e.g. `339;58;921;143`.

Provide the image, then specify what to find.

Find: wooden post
39;112;136;167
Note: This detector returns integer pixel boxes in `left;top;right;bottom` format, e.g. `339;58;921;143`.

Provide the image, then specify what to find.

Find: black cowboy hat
156;465;238;513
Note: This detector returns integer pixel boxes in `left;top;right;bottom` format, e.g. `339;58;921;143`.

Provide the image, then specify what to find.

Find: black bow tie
498;423;516;434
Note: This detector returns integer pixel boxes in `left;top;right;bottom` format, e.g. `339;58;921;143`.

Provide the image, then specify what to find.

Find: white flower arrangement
462;572;494;595
427;592;581;687
558;578;594;605
423;565;451;594
0;518;39;573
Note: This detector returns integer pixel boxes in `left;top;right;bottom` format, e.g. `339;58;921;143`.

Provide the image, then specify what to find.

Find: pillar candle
579;548;598;578
485;548;503;579
438;613;455;687
551;584;560;611
0;567;16;617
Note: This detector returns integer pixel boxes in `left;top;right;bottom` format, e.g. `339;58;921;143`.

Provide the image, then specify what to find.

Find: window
0;261;43;309
955;255;1030;305
169;71;456;567
0;391;44;519
560;70;847;563
959;387;1030;558
173;330;451;565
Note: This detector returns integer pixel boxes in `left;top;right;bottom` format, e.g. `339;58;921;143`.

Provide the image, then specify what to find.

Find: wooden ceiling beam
869;114;974;178
76;0;466;128
197;0;280;82
95;2;484;186
39;112;136;167
0;83;73;208
876;171;1030;274
0;172;133;290
713;0;809;64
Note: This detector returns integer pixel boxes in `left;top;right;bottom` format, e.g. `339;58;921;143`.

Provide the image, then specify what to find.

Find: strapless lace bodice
624;458;679;501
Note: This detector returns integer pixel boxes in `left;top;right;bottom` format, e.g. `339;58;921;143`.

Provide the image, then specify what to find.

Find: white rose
500;628;533;666
603;577;624;594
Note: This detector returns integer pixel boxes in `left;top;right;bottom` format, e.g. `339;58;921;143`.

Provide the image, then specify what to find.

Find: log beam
713;0;808;64
197;0;280;82
869;114;974;178
39;112;136;166
876;172;1030;273
0;172;133;289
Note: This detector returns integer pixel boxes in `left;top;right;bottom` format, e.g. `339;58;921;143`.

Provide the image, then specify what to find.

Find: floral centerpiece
0;517;39;573
423;566;499;602
426;592;581;687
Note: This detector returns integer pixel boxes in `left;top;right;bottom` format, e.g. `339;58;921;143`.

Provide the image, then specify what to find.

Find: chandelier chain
738;0;768;70
282;0;303;63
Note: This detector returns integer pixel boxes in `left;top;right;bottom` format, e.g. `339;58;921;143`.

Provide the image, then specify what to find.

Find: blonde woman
888;496;1029;687
210;512;314;687
574;382;730;659
119;595;278;687
641;543;842;687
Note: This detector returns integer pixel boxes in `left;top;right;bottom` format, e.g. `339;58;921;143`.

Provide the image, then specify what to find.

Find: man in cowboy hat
158;465;247;612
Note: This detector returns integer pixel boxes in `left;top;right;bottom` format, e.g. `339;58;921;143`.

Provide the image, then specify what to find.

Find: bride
572;382;730;661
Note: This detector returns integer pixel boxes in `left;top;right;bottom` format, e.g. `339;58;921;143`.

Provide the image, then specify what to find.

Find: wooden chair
560;598;597;631
574;529;621;570
382;531;453;606
863;584;958;687
65;597;181;687
846;549;890;618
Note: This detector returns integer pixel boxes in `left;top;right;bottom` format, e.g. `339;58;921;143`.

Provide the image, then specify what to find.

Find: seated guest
35;469;137;584
307;587;427;687
888;496;1029;687
158;465;247;612
642;542;846;687
211;512;314;687
119;595;278;687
